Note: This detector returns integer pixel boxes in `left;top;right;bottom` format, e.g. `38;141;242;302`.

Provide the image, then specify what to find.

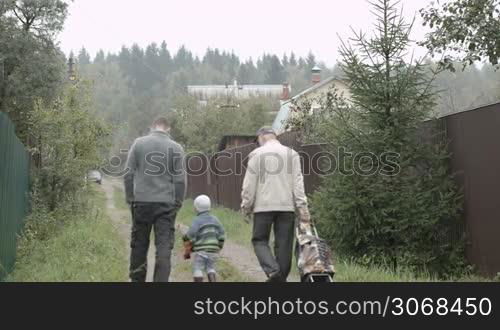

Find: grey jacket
241;139;308;213
124;130;186;204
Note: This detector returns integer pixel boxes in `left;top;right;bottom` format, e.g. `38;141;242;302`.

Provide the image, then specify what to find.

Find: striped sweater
183;212;225;253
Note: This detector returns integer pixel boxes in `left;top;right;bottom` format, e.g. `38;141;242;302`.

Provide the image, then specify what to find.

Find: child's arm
183;219;200;242
218;223;226;249
183;219;200;259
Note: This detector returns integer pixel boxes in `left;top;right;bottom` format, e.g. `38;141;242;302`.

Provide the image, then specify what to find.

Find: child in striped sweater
183;195;225;282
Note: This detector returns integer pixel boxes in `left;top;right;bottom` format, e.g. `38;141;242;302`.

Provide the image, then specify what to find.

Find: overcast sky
58;0;434;66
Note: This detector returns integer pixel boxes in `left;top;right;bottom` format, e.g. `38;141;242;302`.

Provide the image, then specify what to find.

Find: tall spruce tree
308;0;465;277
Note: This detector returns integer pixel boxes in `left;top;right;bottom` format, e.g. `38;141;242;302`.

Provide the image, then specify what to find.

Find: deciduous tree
421;0;500;68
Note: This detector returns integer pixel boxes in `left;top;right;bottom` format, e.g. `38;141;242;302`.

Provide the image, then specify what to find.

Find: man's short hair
152;116;170;128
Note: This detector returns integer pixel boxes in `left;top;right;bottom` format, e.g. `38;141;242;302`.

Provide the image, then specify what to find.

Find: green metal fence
0;112;30;281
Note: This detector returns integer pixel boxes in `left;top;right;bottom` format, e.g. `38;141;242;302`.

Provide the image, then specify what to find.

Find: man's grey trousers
130;202;177;282
252;212;296;281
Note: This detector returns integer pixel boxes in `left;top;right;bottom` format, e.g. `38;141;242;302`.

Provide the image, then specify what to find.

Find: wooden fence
185;131;322;211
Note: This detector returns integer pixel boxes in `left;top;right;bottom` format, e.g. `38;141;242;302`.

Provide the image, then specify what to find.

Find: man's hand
298;221;313;235
128;201;135;214
297;207;312;234
174;200;183;210
240;207;252;224
298;207;311;224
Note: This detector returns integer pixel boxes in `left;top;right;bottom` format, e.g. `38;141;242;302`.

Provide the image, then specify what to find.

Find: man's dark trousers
252;212;295;281
130;202;178;282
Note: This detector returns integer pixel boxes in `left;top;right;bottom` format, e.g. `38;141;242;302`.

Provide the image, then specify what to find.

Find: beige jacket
241;139;308;213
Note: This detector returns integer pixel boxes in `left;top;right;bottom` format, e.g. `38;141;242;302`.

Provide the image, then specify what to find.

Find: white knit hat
194;195;211;213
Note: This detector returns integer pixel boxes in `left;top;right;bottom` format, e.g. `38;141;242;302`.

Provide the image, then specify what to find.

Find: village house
272;66;351;134
187;80;291;106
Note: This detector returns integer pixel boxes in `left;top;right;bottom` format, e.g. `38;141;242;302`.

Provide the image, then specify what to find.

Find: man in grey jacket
241;126;311;282
124;117;186;282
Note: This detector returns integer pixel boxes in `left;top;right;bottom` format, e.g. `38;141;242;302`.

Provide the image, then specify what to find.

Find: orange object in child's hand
183;241;193;260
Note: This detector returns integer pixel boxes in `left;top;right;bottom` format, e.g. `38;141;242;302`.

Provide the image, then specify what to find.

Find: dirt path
221;240;267;282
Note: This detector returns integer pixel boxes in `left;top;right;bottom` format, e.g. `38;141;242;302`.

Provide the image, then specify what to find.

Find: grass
334;261;433;282
335;261;496;282
7;188;128;282
113;185;129;210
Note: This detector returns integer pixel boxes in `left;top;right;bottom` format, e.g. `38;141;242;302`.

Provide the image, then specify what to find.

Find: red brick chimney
281;82;290;100
312;65;321;85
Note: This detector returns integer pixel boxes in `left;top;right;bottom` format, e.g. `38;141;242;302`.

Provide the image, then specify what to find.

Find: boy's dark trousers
130;202;178;282
252;212;295;281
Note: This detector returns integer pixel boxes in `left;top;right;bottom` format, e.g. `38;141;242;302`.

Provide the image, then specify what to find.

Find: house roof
286;76;347;105
187;84;288;100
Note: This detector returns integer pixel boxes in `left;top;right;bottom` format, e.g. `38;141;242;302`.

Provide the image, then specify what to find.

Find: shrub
29;81;111;211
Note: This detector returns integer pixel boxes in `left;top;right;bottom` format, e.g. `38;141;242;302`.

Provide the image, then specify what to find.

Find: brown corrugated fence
440;103;500;276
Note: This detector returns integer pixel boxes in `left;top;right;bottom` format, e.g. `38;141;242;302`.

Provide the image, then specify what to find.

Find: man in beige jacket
241;126;311;282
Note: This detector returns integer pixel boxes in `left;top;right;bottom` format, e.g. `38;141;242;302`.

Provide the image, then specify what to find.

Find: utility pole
67;55;79;109
218;79;241;109
68;55;77;83
0;56;4;90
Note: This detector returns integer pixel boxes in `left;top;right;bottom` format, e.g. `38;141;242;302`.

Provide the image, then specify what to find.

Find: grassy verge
7;187;128;282
335;261;495;282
